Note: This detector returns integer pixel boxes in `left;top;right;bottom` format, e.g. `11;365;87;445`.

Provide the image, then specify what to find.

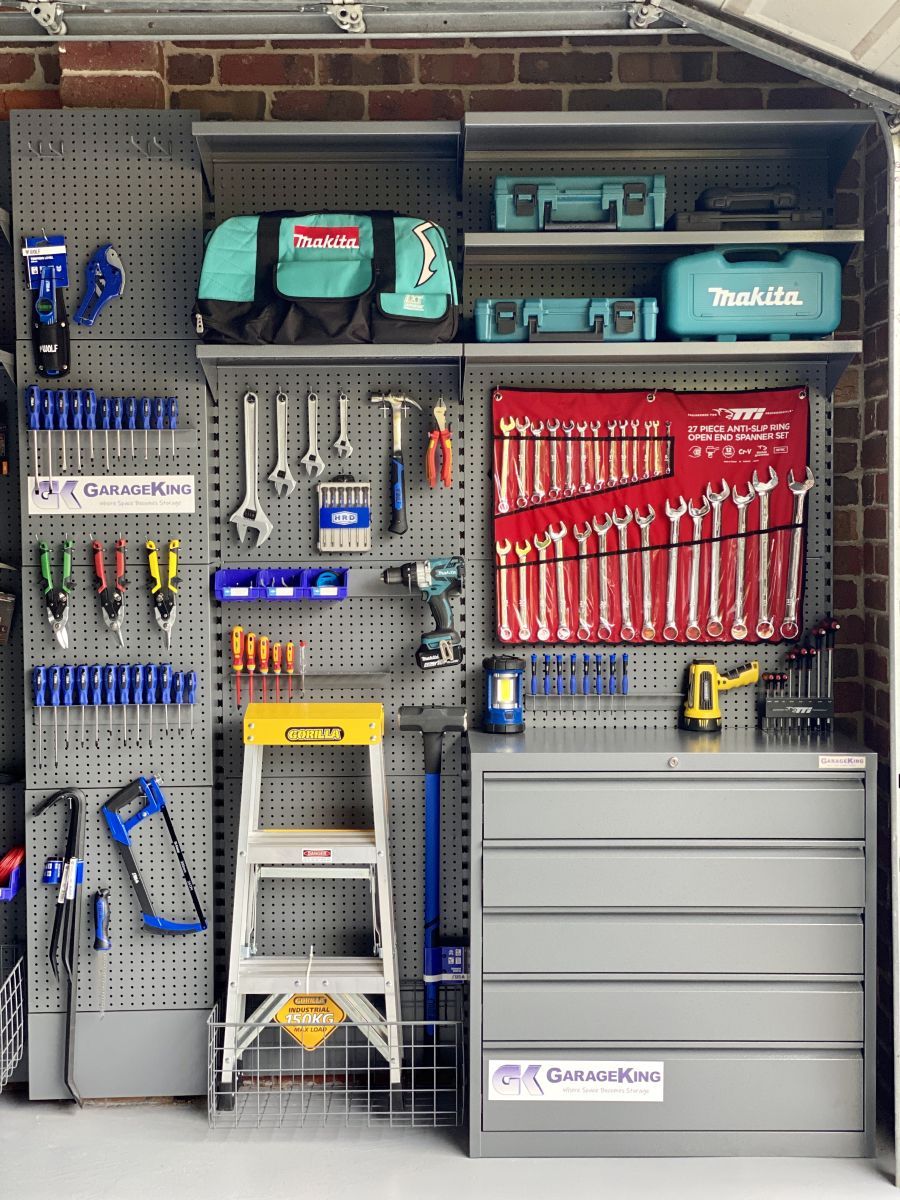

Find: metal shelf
464;339;862;394
197;344;463;401
464;229;864;267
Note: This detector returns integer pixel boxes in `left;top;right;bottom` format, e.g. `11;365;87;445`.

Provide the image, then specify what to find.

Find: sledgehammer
399;705;467;1029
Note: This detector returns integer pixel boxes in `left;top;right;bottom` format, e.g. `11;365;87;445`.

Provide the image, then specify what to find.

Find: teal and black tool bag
193;211;459;345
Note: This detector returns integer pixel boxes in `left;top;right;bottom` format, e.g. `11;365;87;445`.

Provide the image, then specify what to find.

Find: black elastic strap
369;210;396;293
255;211;291;301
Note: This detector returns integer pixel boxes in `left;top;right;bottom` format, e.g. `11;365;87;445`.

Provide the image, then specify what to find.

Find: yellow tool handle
167;538;181;594
146;539;161;595
717;661;759;691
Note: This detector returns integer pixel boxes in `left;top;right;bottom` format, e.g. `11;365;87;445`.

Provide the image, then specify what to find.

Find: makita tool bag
193;212;459;344
662;245;842;341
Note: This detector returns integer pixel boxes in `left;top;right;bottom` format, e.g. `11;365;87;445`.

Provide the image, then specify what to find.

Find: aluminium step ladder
220;702;402;1096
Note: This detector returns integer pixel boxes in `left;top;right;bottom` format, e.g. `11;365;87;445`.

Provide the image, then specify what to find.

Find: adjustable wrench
686;496;710;642
752;467;778;640
663;496;687;641
546;419;561;499
530;422;545;504
730;485;755;640
515;417;531;508
514;541;532;640
618;420;629;484
548;522;571;640
534;531;552;641
590;421;604;490
592;514;613;640
562;421;576;497
268;390;297;498
635;505;656;641
607;420;618;487
229;392;273;547
573;523;593;640
705;479;730;638
495;539;512;641
576;422;591;493
781;467;814;639
611;507;635;642
301;391;325;478
498;416;516;512
333;391;353;457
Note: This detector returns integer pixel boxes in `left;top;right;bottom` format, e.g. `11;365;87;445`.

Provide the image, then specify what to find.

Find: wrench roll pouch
194;211;459;345
492;386;809;646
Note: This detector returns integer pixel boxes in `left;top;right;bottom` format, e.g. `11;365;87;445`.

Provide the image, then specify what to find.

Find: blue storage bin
474;297;658;343
493;175;666;232
662;245;843;341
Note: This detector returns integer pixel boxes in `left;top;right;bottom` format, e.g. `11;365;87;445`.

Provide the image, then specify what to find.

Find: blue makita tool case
493;175;666;232
662;245;843;341
473;297;659;343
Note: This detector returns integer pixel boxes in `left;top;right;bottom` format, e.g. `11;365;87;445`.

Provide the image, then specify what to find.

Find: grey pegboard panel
21;563;212;789
462;360;831;733
0;783;25;950
10;110;201;343
0;122;14;349
215;365;460;565
25;784;212;1014
15;339;210;563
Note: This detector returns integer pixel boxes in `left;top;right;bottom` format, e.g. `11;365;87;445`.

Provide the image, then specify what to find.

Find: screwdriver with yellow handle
272;641;283;704
246;631;257;705
231;625;245;708
259;635;270;704
146;537;181;649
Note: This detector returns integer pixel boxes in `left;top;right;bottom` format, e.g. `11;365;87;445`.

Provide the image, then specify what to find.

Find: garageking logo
294;224;360;250
285;726;344;743
489;1059;664;1103
707;284;802;307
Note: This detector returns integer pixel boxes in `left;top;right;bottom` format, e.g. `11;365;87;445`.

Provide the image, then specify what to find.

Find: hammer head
398;705;467;735
370;393;422;414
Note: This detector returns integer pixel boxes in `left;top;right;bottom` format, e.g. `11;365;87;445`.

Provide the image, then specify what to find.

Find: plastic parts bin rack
474;297;658;343
214;568;349;601
493;175;666;232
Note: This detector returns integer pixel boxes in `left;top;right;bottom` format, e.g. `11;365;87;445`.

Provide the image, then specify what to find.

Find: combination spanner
635;505;656;641
534;531;552;641
546;419;561;499
268;390;297;498
607;420;618;488
573;522;593;640
781;466;814;639
230;392;273;547
301;391;325;479
590;421;604;490
685;496;710;642
752;467;778;640
705;479;730;638
576;422;591;493
562;421;576;497
548;522;571;640
496;539;512;641
514;540;532;640
663;496;687;641
611;507;635;642
515;417;531;508
730;485;754;640
530;422;545;504
592;514;613;640
498;416;516;512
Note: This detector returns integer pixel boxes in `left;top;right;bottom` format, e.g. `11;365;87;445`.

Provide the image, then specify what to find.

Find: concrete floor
0;1091;895;1200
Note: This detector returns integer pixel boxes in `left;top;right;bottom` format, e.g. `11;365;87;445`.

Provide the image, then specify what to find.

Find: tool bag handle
718;244;788;264
254;210;397;300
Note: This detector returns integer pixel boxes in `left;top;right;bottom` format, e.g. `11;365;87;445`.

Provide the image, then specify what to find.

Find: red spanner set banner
492;386;811;646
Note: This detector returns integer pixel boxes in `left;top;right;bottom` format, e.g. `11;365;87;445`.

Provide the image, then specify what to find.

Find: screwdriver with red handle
285;640;295;702
245;631;257;704
259;636;270;704
231;625;244;708
272;641;282;704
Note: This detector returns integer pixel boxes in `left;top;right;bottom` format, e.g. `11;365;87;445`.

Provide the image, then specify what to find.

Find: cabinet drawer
481;1048;864;1133
482;846;865;910
483;912;864;975
482;980;863;1044
483;774;864;841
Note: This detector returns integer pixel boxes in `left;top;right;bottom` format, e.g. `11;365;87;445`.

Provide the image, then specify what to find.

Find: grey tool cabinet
468;731;875;1158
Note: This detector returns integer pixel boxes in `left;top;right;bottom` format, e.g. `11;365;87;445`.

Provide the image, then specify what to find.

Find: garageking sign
28;476;196;515
488;1059;664;1103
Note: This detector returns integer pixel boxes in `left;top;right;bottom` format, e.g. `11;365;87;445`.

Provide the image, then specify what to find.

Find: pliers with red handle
92;537;127;647
425;400;452;488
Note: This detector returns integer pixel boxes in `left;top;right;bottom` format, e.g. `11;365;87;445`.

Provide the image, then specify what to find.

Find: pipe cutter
74;244;125;327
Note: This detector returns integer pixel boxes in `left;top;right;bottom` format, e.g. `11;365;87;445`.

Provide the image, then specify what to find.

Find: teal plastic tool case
493;175;666;232
661;245;843;340
474;297;658;343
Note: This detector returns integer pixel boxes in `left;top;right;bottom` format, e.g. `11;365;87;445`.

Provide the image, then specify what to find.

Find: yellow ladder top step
243;702;384;746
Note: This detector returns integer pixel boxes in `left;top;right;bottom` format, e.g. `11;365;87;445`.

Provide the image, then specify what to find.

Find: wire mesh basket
208;984;465;1129
0;945;25;1092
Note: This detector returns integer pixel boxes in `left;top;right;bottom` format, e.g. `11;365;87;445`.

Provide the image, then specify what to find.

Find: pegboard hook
27;140;63;159
128;135;171;159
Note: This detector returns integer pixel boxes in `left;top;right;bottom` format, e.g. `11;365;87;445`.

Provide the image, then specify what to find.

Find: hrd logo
491;1063;543;1098
293;225;360;250
332;510;357;526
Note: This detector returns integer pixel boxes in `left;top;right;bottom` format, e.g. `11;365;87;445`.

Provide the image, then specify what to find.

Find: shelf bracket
324;4;367;33
629;2;664;29
19;1;66;35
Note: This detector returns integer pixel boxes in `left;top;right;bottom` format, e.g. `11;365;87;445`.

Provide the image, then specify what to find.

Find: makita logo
294;224;360;250
708;285;802;308
712;407;767;421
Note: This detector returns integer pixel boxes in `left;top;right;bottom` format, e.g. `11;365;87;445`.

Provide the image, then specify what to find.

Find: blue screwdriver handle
153;397;165;430
126;396;137;429
609;653;618;696
595;654;604;696
186;671;197;705
71;390;83;430
61;666;74;706
84;390;97;430
167;396;178;431
622;652;630;697
41;389;55;430
582;653;591;695
104;665;117;706
117;665;131;705
555;654;563;696
146;664;158;703
132;664;144;704
543;654;551;696
49;666;61;706
26;385;41;430
173;670;185;705
141;397;152;430
99;395;111;430
89;665;102;707
76;666;88;706
160;663;172;704
56;390;69;429
33;665;46;706
530;654;537;697
112;396;123;431
93;888;111;951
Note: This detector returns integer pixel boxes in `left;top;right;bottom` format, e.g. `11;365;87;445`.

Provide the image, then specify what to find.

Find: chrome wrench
663;495;687;641
515;417;531;508
576;422;591;493
268;390;297;498
607;420;618;487
573;522;593;640
498;416;516;513
611;506;635;642
514;541;532;640
705;479;730;638
618;420;629;484
686;496;710;642
546;419;561;499
592;514;613;640
300;391;324;478
730;485;755;640
333;391;353;457
781;467;814;639
590;420;604;490
534;531;552;641
562;420;575;497
635;505;656;641
752;467;778;640
548;522;571;640
496;539;512;641
643;420;652;480
530;421;545;504
229;392;273;546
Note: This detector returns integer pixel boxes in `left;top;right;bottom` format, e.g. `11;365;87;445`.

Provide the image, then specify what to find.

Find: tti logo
492;1063;543;1097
